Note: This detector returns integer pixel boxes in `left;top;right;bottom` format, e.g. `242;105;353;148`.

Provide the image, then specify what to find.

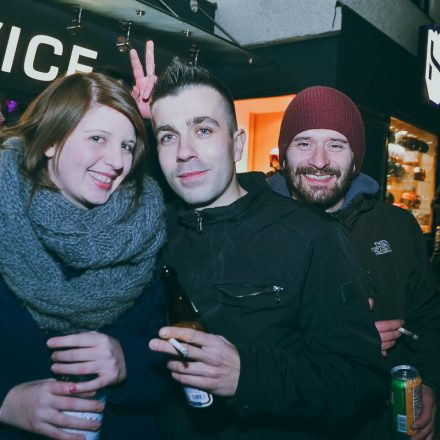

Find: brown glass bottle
161;265;213;408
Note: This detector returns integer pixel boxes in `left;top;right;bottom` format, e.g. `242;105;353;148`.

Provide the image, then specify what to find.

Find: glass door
387;117;438;234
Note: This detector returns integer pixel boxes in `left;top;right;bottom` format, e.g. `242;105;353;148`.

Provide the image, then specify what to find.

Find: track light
116;21;132;53
66;5;82;36
188;43;200;66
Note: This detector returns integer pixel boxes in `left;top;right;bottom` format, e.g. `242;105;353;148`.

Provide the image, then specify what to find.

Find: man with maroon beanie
269;86;440;440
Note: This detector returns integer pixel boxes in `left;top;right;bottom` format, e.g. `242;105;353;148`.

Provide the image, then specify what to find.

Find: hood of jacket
334;174;380;228
267;171;380;225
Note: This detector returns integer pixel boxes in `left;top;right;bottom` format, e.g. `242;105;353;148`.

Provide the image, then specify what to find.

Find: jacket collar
173;172;268;231
341;173;379;209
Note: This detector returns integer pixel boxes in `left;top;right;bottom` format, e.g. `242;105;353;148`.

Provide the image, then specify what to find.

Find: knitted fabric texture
0;138;166;333
278;86;365;176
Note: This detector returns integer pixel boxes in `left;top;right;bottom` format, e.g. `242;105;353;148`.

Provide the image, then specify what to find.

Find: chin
84;195;111;208
178;190;217;208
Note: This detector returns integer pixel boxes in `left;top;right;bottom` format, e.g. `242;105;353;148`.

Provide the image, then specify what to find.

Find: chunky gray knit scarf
0;138;166;333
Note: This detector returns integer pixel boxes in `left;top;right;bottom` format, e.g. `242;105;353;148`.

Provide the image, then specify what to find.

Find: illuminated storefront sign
424;25;440;107
0;21;98;82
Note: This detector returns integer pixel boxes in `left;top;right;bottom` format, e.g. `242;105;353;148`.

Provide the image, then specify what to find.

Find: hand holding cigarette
374;318;405;356
169;337;189;358
149;327;241;397
398;327;419;340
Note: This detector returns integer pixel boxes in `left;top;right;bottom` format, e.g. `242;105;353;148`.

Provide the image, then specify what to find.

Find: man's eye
197;127;212;136
159;134;175;144
328;144;345;151
295;142;312;150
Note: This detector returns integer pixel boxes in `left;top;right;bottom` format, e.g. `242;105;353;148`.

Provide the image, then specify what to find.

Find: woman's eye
122;143;135;154
90;135;105;143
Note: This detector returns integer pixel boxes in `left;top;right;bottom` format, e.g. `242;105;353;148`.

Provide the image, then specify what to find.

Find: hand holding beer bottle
160;265;214;408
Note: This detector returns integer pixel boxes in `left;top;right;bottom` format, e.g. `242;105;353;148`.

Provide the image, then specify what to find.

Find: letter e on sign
66;45;98;75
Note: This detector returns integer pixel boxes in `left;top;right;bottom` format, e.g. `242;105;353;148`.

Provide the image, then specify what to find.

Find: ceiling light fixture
188;43;200;66
66;5;83;36
116;21;132;53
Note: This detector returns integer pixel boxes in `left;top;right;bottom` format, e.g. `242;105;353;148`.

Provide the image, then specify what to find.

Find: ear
45;146;56;158
233;128;246;163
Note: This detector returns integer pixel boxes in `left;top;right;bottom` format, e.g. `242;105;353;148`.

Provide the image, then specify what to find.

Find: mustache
295;166;341;178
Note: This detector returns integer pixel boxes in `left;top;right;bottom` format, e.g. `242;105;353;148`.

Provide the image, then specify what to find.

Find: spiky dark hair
151;57;237;134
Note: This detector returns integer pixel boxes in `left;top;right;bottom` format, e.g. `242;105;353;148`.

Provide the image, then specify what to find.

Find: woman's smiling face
46;105;136;208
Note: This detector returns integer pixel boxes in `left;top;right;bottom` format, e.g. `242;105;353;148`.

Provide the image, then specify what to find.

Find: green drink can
390;365;423;439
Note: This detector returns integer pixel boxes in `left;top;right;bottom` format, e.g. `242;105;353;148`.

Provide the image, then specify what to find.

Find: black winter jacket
269;171;440;439
335;179;440;440
159;172;388;440
0;269;167;440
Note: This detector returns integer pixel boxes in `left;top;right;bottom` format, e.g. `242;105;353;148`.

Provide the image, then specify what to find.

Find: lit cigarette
398;327;419;340
169;338;189;357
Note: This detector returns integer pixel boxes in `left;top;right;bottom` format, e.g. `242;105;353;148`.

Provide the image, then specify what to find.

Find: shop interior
387;117;438;233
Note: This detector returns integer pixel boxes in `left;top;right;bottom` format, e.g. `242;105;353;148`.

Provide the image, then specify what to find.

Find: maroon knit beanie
278;86;365;176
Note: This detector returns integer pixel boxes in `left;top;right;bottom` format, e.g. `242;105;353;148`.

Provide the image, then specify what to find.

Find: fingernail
160;328;169;337
149;340;157;350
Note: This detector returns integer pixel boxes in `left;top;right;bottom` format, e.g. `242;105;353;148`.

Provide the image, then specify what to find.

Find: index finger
70;378;104;394
47;331;101;349
130;48;145;80
159;326;208;346
145;40;155;77
375;319;404;332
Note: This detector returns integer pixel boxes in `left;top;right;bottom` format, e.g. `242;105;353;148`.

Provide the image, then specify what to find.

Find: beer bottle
161;265;214;408
54;374;106;439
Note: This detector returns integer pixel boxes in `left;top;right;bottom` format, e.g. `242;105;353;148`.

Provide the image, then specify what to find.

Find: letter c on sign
24;35;63;81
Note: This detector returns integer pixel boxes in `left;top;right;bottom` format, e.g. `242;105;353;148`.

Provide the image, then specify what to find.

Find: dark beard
286;163;354;211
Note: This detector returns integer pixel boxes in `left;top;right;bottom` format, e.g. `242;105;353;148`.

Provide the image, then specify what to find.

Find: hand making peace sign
130;40;157;119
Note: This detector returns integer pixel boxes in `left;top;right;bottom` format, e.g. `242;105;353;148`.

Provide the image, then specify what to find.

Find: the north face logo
371;240;392;255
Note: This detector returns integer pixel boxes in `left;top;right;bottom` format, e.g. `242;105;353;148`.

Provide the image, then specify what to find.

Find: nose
104;143;124;171
176;136;197;162
308;144;329;170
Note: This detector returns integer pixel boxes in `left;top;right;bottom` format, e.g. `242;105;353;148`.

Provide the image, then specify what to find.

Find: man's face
152;86;245;209
285;129;355;212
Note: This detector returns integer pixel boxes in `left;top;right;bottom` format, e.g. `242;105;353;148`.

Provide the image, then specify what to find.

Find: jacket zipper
194;211;203;233
223;285;284;303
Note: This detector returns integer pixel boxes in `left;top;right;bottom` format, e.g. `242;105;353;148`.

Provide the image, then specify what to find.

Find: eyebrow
155;124;179;135
188;116;220;127
155;116;220;135
84;128;111;134
84;129;136;143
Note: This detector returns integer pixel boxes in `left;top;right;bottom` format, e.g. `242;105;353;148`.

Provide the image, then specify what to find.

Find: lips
177;170;208;182
303;173;335;183
89;170;116;190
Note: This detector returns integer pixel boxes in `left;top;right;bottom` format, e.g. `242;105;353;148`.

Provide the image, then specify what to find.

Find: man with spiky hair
130;44;388;440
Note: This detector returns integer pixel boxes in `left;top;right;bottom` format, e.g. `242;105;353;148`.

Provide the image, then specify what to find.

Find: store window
234;95;295;174
387;117;438;233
